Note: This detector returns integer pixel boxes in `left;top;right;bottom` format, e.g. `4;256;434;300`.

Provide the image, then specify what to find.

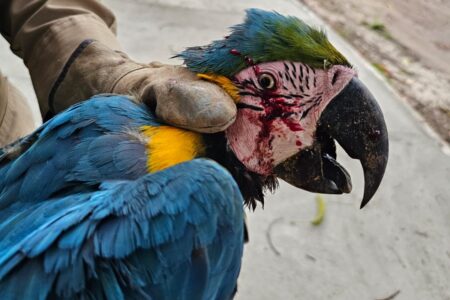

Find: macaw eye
258;73;276;90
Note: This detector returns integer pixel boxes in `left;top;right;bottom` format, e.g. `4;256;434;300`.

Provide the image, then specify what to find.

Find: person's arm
0;0;236;132
0;0;120;113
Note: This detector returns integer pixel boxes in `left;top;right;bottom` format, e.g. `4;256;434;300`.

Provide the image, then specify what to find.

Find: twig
376;290;400;300
266;217;283;256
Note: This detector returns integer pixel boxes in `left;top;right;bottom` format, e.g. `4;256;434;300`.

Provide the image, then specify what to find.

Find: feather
177;8;350;77
0;96;151;209
0;159;244;299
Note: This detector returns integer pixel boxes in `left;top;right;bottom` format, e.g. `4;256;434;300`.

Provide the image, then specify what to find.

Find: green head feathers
177;9;350;77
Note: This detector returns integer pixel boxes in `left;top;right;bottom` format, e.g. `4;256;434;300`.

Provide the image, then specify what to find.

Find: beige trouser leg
0;72;36;147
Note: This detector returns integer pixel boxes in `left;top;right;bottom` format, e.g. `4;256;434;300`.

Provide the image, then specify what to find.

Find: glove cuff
48;40;146;114
25;14;122;115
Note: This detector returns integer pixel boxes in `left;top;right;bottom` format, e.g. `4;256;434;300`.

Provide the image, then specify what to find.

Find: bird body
0;95;243;299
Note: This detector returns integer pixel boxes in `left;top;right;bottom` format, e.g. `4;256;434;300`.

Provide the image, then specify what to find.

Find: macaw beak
275;77;389;208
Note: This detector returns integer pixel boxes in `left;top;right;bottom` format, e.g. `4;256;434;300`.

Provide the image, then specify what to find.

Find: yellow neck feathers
197;73;240;102
141;125;205;173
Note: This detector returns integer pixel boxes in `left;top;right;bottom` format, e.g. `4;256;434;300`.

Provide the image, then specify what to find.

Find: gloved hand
50;40;237;133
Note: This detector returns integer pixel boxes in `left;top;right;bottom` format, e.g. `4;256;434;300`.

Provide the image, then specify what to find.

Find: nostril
331;70;340;85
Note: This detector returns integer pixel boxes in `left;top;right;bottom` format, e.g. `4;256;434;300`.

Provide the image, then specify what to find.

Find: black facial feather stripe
238;84;307;108
300;97;322;120
241;78;258;89
289;76;297;90
305;64;312;74
290;62;297;78
239;91;258;97
236;102;264;111
301;106;313;120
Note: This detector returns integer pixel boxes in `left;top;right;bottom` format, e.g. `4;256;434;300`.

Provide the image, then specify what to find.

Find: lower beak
275;77;389;208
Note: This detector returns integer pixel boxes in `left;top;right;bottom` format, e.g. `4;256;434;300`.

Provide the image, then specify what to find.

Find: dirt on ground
300;0;450;144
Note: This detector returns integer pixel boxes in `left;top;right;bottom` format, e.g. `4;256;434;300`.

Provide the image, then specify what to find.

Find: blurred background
0;0;449;299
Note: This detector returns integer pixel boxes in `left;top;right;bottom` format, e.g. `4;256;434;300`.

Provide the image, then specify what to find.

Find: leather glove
49;40;237;133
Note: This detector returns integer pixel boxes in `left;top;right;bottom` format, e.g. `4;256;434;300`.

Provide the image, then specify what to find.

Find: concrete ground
1;0;449;299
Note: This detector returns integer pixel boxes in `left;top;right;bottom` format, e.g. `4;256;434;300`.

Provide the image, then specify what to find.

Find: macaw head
178;9;388;208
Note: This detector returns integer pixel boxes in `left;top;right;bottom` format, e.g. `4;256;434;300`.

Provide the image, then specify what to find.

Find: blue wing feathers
0;157;244;299
0;95;244;299
0;96;151;207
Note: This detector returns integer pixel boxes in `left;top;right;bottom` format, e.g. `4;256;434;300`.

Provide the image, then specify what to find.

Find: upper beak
275;77;389;208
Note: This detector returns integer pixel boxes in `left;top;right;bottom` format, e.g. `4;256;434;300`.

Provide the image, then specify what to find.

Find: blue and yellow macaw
0;9;388;299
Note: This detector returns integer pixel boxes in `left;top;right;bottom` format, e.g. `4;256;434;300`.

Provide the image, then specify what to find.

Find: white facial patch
226;61;356;175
